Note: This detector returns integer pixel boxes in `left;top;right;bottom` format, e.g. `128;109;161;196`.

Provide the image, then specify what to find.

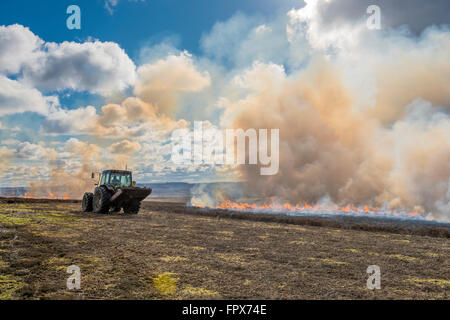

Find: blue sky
0;0;302;57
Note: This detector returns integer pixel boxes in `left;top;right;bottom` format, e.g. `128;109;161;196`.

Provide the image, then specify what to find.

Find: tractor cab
93;170;136;190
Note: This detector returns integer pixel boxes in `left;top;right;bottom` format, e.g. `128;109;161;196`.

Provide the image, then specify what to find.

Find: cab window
100;172;110;185
120;174;131;187
109;173;132;187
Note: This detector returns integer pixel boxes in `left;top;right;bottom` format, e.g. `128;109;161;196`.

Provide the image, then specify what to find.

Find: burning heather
221;60;450;222
189;182;438;221
216;200;425;220
24;191;69;200
189;16;450;222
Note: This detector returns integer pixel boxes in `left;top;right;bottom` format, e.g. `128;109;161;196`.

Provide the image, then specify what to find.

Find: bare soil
0;198;448;300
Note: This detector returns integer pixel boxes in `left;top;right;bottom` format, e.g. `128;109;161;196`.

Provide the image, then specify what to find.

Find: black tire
93;187;111;214
82;193;93;212
123;200;141;214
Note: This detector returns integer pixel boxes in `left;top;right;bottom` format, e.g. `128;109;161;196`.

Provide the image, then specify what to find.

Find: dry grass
0;198;448;300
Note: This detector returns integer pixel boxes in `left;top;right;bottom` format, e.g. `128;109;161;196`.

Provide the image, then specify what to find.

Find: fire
216;200;423;219
23;191;70;200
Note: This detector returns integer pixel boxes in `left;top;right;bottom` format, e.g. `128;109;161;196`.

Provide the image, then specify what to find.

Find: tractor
82;170;152;214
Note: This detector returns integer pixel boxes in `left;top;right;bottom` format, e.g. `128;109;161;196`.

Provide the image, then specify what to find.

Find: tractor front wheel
93;187;111;214
82;192;93;212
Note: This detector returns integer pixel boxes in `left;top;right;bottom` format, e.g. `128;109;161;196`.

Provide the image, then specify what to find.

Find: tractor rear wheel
123;200;141;214
93;187;111;214
82;192;93;212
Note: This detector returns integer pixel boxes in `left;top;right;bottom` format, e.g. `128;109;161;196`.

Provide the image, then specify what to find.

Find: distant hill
0;182;241;200
138;182;194;198
0;187;27;197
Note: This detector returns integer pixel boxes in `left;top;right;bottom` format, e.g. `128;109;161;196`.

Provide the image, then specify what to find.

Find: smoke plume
224;56;449;220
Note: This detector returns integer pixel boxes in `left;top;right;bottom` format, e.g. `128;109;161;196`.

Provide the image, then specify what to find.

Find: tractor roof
102;170;132;174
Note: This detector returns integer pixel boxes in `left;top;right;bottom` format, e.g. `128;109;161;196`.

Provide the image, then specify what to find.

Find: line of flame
216;200;420;218
23;192;70;200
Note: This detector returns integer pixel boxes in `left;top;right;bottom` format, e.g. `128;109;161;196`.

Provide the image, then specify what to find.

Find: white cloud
1;139;21;145
286;0;367;52
0;75;58;116
0;145;14;158
0;24;43;74
22;40;136;96
200;13;260;65
40;96;188;138
200;12;309;70
0;24;136;97
42;106;98;135
14;142;47;161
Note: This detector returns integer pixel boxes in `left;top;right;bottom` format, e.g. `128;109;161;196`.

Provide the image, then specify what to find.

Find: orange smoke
222;58;450;221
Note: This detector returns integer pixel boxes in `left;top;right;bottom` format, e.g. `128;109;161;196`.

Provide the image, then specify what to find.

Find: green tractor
82;170;152;214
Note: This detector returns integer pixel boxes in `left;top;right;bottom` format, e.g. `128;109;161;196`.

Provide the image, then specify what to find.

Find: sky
0;0;304;186
0;0;449;220
0;0;302;55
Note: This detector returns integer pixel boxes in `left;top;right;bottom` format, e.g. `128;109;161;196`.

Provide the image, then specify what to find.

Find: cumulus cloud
1;139;21;146
201;13;261;65
42;106;97;135
22;40;136;95
0;146;14;171
0;24;136;97
287;0;368;52
0;24;42;74
201;12;308;70
41;95;187;140
14;142;47;160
